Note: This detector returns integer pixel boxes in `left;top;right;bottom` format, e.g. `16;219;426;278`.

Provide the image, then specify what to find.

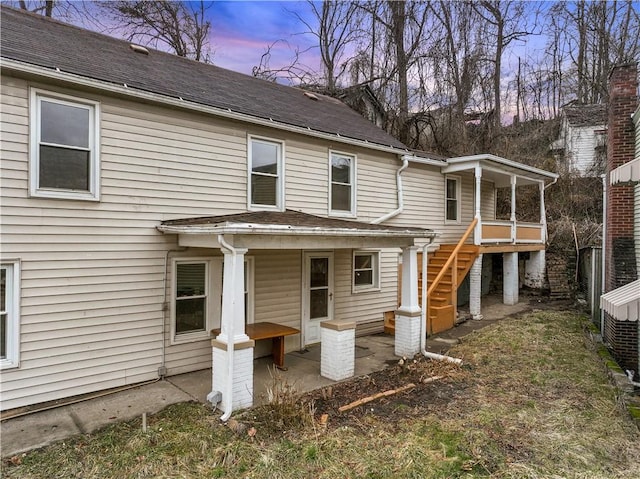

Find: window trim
328;150;357;217
247;135;285;211
244;256;255;325
352;250;380;293
170;257;221;345
29;88;101;201
1;260;21;370
444;175;461;224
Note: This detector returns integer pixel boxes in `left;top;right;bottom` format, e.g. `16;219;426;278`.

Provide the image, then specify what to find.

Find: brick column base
320;320;356;381
394;312;421;357
210;339;255;412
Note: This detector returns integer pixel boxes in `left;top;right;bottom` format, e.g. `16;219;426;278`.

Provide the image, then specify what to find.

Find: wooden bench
212;322;300;370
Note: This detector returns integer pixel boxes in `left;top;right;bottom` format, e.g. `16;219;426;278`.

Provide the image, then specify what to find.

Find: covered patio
158;210;435;414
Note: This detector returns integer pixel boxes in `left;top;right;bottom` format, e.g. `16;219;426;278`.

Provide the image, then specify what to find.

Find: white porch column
209;245;254;413
524;250;546;289
503;252;519;305
539;181;547;243
510;175;517;243
395;246;421;357
474;166;482;245
469;254;483;319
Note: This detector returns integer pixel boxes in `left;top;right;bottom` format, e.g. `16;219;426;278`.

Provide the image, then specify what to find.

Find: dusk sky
208;1;318;75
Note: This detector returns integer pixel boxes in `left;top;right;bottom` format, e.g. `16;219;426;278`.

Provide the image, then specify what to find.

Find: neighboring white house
0;8;557;413
551;103;607;176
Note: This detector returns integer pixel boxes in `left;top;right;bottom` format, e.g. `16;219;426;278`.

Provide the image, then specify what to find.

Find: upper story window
1;261;20;369
248;136;284;210
30;89;100;201
329;151;356;216
445;175;460;222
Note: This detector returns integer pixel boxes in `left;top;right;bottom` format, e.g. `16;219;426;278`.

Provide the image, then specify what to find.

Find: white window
1;262;20;369
248;136;284;210
30;89;100;201
171;258;220;343
329;151;356;216
353;251;380;292
445;175;460;222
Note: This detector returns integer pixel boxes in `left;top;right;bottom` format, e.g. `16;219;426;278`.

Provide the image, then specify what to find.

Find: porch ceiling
442;154;559;187
158;209;435;249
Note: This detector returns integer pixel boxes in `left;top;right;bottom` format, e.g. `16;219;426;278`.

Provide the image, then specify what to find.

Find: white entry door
302;251;334;345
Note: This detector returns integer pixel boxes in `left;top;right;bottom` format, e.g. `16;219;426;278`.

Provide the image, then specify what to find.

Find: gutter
157;223;434;238
1;58;408;157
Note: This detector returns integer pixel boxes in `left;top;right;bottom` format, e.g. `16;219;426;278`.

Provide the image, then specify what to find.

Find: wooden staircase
425;243;479;334
385;219;479;335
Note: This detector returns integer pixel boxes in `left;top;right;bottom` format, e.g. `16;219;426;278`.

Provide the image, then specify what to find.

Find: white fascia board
1;58;410;157
441;161;480;174
447;154;559;181
157;223;436;238
401;154;447;167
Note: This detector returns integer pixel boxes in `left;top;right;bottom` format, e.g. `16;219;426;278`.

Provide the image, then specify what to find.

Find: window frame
244;256;255;325
328;150;357;217
444;175;461;223
1;261;21;370
29;88;101;201
352;250;380;293
247;135;285;211
170;257;221;345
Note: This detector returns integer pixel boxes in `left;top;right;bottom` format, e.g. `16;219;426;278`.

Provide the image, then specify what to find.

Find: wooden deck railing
428;217;478;298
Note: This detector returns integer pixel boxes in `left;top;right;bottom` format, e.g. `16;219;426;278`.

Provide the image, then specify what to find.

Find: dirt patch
306;357;467;429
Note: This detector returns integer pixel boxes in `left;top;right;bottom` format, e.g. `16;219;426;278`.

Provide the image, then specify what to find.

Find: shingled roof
563;103;607;127
0;7;406;150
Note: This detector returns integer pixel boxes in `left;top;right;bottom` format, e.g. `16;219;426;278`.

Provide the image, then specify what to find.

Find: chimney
603;63;638;378
605;63;638;292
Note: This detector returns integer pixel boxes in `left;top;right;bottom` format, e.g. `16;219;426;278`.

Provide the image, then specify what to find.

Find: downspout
217;234;237;422
371;156;409;224
420;239;463;365
600;174;607;333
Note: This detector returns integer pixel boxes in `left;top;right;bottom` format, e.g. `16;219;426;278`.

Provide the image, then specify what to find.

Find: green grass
3;310;639;479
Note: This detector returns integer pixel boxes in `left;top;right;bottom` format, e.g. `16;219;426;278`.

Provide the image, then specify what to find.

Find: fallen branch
338;383;416;412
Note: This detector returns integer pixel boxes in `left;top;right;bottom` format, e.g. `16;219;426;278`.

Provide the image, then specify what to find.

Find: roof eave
0;57;409;156
444;154;559;182
157;223;435;238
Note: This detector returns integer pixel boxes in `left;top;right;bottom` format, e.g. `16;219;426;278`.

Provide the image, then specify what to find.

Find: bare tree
288;1;362;93
252;40;316;85
15;0;54;16
472;0;539;132
99;1;212;62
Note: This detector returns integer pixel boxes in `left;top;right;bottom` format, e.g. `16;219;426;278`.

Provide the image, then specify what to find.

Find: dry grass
3;310;639;478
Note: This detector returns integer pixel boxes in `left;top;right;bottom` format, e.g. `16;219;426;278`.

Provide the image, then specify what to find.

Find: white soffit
601;279;640;321
610;157;640;184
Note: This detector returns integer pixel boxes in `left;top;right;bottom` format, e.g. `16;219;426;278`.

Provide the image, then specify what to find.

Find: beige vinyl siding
1;70;478;410
0;75;257;409
334;249;398;330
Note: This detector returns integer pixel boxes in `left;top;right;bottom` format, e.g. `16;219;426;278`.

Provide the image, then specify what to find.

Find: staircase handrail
427;217;478;297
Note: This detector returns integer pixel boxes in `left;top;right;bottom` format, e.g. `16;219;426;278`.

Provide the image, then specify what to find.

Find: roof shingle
0;7;406;150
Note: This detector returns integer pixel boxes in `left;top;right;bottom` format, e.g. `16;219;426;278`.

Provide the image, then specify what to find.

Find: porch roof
442;154;559;187
158;210;435;249
601;279;640;321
